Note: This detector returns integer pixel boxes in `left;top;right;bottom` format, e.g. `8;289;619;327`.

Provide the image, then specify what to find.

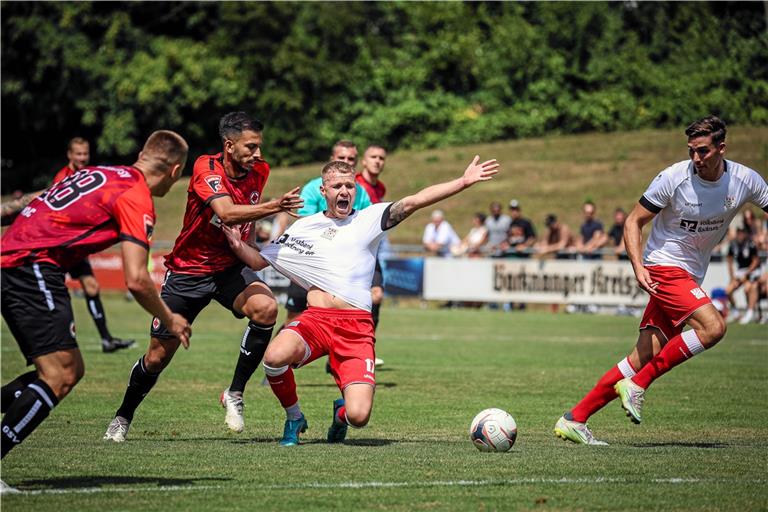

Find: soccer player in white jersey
555;115;768;445
222;156;499;445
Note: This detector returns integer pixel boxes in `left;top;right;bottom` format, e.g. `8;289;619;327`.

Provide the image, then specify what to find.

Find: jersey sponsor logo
144;214;154;241
249;191;260;205
690;287;706;300
679;219;698;232
205;175;222;193
321;227;338;241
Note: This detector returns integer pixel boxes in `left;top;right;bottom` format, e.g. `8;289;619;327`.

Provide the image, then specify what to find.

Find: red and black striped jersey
1;166;155;269
164;153;270;274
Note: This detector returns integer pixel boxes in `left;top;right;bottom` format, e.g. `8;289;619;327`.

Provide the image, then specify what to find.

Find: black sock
228;321;274;394
86;293;112;340
115;356;160;422
371;302;381;331
1;379;58;458
1;371;38;414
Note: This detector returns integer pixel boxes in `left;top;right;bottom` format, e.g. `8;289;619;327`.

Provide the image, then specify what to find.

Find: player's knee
245;296;278;325
698;316;727;347
81;276;99;296
344;405;371;428
143;348;171;372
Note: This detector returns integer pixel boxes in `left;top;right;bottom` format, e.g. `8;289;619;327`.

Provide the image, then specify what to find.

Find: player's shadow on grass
631;442;728;449
230;437;395;447
19;475;231;489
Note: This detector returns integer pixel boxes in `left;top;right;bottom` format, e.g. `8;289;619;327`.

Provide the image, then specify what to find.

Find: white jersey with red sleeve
639;159;768;282
260;202;393;311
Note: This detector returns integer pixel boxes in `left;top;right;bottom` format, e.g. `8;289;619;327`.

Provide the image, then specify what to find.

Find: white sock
285;402;302;421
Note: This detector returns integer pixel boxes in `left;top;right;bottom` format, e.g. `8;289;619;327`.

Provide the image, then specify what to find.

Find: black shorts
372;258;384;289
284;280;308;313
67;258;94;279
1;263;78;364
151;264;263;339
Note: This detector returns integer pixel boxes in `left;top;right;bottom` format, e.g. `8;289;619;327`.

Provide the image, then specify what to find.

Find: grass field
1;295;766;510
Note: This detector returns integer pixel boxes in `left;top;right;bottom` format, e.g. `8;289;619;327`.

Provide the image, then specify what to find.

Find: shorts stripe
13;400;42;433
32;263;55;311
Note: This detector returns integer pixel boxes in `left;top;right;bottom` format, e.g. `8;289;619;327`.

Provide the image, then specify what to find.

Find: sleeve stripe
204;193;230;206
639;195;662;214
119;233;150;250
381;203;396;231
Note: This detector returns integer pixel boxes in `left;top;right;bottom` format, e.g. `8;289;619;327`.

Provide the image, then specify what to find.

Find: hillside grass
151;126;768;244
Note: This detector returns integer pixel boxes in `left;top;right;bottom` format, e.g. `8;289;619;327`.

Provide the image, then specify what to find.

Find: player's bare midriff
307;287;358;310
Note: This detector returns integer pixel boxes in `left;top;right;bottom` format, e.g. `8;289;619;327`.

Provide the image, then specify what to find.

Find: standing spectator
355;145;387;204
423;210;460;257
535;214;575;257
725;227;760;323
575;201;608;259
608;207;628;259
453;212;488;257
484;201;511;254
506;199;536;254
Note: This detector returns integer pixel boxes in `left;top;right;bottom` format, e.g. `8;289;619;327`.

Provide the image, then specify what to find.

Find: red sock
570;358;635;423
265;367;298;408
336;405;347;424
631;331;703;389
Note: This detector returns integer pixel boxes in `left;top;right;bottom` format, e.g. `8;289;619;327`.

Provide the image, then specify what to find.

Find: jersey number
44;170;107;211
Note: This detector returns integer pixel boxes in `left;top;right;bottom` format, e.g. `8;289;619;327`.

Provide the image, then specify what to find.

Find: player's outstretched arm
210;187;304;226
384;156;499;229
624;202;658;295
121;242;192;347
222;224;270;271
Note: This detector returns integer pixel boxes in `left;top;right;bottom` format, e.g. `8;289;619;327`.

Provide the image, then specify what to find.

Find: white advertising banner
423;258;733;306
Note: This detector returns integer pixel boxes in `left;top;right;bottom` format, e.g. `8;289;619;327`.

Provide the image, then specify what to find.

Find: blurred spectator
743;271;768;324
607;207;628;259
505;199;536;254
423;209;460;257
251;220;273;248
575;201;607;259
484;201;511;254
725;227;760;323
452;212;488;257
535;214;575;257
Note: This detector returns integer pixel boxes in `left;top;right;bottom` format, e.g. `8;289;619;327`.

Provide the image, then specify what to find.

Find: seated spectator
574;201;607;259
726;227;761;323
484;201;511;255
423;209;460;257
535;214;575;257
453;212;488;257
506;199;536;254
743;270;768;325
607;207;627;258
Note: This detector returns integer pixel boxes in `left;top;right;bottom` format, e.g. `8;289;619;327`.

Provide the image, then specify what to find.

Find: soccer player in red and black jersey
53;137;137;354
104;112;303;442
1;130;192;462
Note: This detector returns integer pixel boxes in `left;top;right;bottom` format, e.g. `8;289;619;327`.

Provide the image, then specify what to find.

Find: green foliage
1;2;766;191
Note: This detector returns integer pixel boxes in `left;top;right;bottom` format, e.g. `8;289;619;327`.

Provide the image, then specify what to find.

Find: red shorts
639;265;712;341
283;307;376;389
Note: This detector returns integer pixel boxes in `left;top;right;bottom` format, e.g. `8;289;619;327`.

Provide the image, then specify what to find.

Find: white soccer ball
469;408;517;452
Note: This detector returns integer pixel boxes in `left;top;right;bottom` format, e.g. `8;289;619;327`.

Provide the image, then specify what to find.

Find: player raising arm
222;155;498;446
555;115;768;445
1;131;191;463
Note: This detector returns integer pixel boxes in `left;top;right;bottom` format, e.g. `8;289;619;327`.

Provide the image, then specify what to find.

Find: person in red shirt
54;137;137;353
104;112;303;442
355;145;387;204
1;130;192;461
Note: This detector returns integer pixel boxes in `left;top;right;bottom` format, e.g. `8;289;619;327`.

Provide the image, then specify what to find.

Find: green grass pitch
2;295;767;510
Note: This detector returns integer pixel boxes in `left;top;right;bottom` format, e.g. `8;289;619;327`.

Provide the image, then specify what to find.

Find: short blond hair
321;160;355;184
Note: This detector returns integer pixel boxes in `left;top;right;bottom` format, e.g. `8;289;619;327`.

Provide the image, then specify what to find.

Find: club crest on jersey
144;214;154;240
723;196;736;209
205;175;222;193
249;191;260;205
321;227;338;241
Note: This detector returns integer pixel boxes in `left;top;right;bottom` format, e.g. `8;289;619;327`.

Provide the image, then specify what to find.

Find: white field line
9;477;767;496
